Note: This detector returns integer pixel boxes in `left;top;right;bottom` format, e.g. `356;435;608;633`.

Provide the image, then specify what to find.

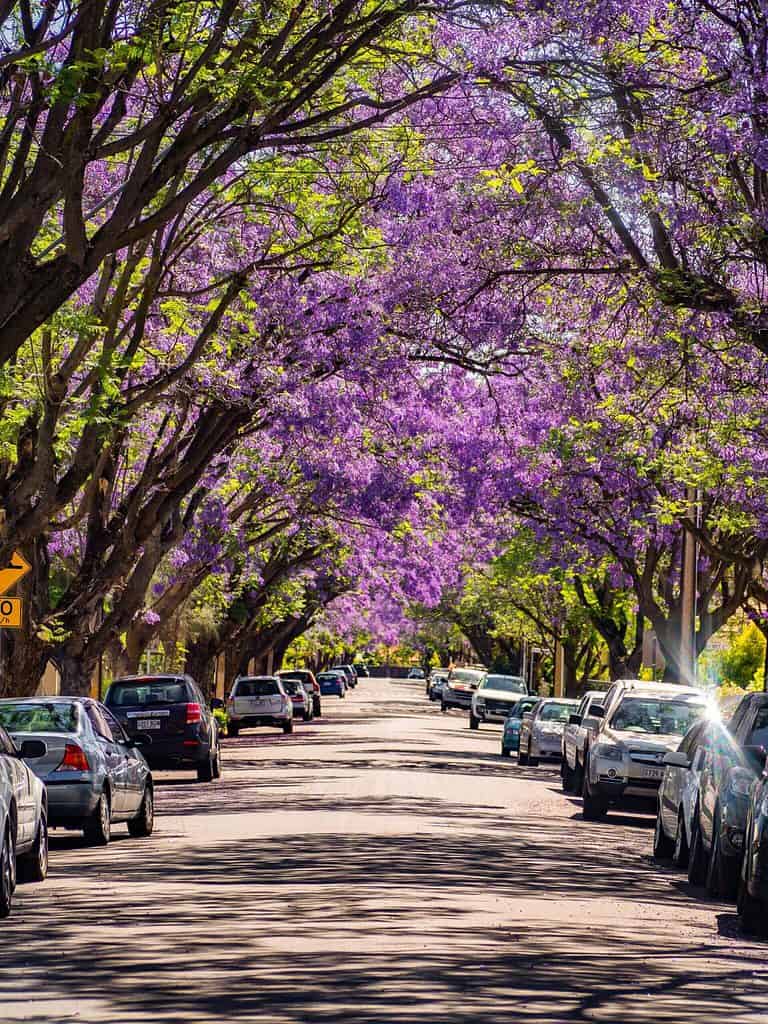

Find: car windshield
483;676;526;693
450;670;484;685
747;705;768;748
511;699;537;717
540;703;575;723
610;697;707;735
318;674;338;683
235;679;279;697
107;679;188;706
0;702;78;733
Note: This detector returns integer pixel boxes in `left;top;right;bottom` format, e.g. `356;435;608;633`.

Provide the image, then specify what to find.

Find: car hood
602;727;683;752
478;688;524;702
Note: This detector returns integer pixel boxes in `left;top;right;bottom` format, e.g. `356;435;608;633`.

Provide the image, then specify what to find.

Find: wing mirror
663;751;691;769
568;714;582;726
18;739;46;759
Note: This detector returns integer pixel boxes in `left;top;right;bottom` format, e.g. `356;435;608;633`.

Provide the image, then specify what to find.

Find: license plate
137;719;161;730
642;767;664;780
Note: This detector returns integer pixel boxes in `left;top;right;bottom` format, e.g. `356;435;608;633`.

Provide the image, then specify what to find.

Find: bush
213;707;229;736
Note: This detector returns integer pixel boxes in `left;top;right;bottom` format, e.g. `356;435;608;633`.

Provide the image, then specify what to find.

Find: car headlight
728;771;754;798
593;743;624;761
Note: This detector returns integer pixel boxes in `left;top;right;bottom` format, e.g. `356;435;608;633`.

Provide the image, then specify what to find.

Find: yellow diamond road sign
0;598;22;629
0;551;31;597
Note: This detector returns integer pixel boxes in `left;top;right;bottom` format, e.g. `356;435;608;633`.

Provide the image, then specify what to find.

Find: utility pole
680;486;698;686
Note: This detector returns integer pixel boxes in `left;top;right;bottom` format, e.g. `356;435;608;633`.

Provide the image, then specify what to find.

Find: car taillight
186;702;202;724
313;682;320;692
56;743;90;772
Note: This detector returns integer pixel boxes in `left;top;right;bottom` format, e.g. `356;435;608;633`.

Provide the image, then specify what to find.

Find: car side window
747;704;768;748
0;723;15;755
86;703;115;742
101;707;128;743
679;722;703;758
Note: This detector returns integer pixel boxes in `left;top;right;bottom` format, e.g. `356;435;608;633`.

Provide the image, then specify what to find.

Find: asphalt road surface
2;677;768;1023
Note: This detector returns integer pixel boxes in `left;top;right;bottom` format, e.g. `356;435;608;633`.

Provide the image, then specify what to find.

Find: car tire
518;744;529;767
228;722;240;737
314;699;322;717
469;714;479;730
561;761;573;792
528;750;540;767
197;751;216;783
440;700;447;713
582;765;608;821
706;813;738;900
212;741;222;779
501;747;511;758
687;811;708;886
17;807;48;883
0;825;13;919
672;809;689;868
738;858;765;935
128;785;154;838
282;720;293;734
303;710;312;722
653;808;675;859
84;791;111;846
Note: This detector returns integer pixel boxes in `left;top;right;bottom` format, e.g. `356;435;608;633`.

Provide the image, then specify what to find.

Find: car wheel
0;825;13;919
84;791;111;846
469;714;479;730
528;748;540;767
303;710;312;721
501;746;511;758
128;785;154;838
212;741;222;779
197;751;216;783
687;811;708;886
228;722;240;737
672;809;689;868
738;857;765;935
653;808;675;859
282;719;293;734
440;700;447;713
314;699;322;717
582;765;608;821
17;807;48;883
706;813;739;900
518;743;529;767
561;761;573;792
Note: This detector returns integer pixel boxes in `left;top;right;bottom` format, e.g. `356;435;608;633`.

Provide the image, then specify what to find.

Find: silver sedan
0;721;48;918
0;698;154;846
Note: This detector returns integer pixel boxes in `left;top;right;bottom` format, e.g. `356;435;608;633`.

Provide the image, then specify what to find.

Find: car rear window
235;679;279;697
0;702;78;733
281;679;304;695
107;679;189;707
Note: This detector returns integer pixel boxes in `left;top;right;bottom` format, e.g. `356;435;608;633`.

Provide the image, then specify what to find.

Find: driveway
1;677;766;1022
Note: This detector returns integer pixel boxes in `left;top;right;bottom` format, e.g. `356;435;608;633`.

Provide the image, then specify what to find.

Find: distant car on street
518;698;579;766
580;680;708;822
353;663;370;678
317;671;347;698
0;721;48;917
407;667;425;680
331;665;358;689
441;668;486;712
500;697;540;756
105;674;222;782
0;697;153;848
427;670;449;701
654;717;715;870
279;677;315;721
277;670;322;717
470;674;527;729
560;690;608;792
226;676;294;736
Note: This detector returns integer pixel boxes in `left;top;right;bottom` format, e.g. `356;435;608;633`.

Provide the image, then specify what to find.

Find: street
2;677;767;1023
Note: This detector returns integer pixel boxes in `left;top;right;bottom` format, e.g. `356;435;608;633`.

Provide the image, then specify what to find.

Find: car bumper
503;731;521;751
44;779;101;824
589;774;660;805
443;691;473;709
138;736;212;769
230;715;290;728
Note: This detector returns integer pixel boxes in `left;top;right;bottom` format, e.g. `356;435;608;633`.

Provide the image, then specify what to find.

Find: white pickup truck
560;690;607;794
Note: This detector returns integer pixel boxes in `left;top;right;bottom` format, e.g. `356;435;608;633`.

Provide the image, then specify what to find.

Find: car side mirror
663;751;691;769
210;698;224;710
18;739;46;759
568;714;582;726
744;745;767;772
590;705;605;718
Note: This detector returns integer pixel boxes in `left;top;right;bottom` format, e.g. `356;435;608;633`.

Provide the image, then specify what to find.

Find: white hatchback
227;677;294;736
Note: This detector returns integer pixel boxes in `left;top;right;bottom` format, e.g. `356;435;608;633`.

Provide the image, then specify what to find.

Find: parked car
738;750;768;934
0;697;153;848
561;690;608;792
226;676;294;735
279;677;314;721
441;668;486;712
277;669;322;717
654;717;716;869
470;674;527;729
353;663;370;678
331;665;357;689
0;721;48;917
500;697;540;756
407;667;425;680
105;674;222;782
581;680;708;821
317;671;347;698
681;692;768;897
518;698;579;766
427;671;449;701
